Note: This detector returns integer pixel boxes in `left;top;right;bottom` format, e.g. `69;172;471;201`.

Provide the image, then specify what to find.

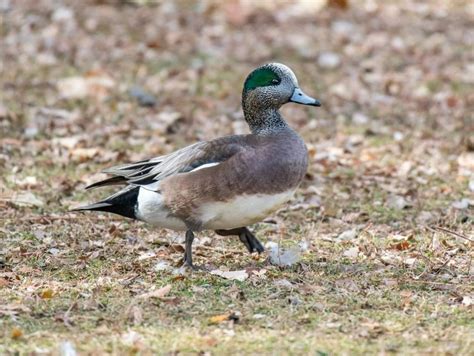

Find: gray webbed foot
215;227;264;254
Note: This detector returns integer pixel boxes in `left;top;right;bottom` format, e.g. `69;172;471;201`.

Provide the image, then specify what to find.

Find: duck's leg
183;230;195;268
242;228;264;253
215;227;264;254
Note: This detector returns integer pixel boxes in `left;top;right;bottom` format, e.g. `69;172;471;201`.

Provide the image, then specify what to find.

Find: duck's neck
243;106;289;135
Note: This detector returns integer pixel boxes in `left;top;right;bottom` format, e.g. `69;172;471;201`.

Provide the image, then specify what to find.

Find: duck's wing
85;135;250;190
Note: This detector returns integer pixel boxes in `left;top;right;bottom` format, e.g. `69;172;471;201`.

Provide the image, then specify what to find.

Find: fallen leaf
461;296;473;307
224;0;250;26
0;304;31;317
57;71;115;101
391;241;410;251
209;314;230;324
153;261;171;271
53;136;82;149
121;330;144;347
0;277;9;287
137;251;156;261
380;252;402;265
12;176;38;188
11;327;23;339
250;269;267;278
10;192;44;207
0;102;12;119
403;257;417;266
397;161;413;177
203;337;218;347
209;312;240;324
386;195;409;210
128;305;143;325
137;284;172;299
39;288;54;299
70;148;99;162
359;321;385;338
273;279;293;288
210;269;248;281
327;0;349;9
457;153;474;170
469;178;474;192
337;229;358;241
343;246;359;259
383;278;398;287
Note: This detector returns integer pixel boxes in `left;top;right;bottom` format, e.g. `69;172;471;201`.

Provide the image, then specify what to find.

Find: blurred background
1;1;473;353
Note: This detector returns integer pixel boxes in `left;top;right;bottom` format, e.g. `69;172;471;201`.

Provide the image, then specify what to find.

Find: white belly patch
136;187;187;231
199;190;295;230
137;187;295;232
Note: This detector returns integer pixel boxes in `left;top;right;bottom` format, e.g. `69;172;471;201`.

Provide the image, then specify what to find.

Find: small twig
153;238;244;255
412;253;431;280
432;256;456;275
406;279;460;286
362;222;373;232
197;245;244;255
427;226;473;243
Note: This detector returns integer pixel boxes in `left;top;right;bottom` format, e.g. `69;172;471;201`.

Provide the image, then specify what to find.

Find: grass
1;209;472;354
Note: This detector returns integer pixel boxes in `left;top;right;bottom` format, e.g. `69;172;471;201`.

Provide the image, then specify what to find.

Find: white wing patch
138;162;221;192
190;162;221;172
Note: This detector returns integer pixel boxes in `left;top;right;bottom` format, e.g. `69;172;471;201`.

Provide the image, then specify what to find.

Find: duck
73;63;321;268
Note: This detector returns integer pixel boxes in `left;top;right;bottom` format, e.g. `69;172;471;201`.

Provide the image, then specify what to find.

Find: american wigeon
73;63;321;268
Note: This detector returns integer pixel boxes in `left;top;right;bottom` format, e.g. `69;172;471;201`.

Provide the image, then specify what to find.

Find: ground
1;0;473;355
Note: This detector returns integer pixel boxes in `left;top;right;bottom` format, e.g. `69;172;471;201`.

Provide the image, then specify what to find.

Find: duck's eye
271;79;280;85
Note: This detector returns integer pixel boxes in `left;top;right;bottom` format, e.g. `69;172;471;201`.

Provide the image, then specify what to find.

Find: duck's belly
199;190;295;230
137;187;295;231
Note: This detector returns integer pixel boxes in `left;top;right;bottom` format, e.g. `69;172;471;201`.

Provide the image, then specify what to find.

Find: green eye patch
244;67;281;91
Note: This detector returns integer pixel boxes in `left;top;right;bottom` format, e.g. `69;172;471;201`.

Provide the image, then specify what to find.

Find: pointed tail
71;186;140;219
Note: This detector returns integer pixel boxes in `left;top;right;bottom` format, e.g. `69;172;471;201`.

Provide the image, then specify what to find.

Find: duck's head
242;63;321;111
242;63;321;133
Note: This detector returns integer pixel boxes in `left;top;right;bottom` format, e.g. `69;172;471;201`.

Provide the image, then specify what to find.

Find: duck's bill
290;87;321;107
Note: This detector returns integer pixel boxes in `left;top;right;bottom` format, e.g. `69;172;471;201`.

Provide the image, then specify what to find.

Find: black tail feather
85;176;127;190
72;187;140;219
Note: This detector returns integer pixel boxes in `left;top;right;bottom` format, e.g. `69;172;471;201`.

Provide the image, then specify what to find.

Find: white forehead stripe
267;62;298;85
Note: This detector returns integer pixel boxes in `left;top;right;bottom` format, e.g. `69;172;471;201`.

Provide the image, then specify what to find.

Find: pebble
129;86;157;107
